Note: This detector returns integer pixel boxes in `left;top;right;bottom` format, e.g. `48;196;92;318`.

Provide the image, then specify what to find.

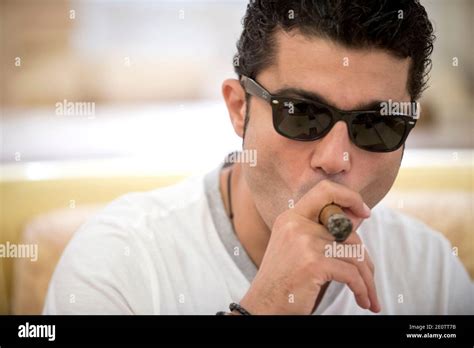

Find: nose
310;121;352;175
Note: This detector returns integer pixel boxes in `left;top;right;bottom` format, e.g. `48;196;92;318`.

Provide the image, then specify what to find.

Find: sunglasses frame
240;75;418;153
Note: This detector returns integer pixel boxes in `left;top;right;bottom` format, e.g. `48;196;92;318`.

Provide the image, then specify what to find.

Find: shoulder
76;174;208;242
44;174;209;314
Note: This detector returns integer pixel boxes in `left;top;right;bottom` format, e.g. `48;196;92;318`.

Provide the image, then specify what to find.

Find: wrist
239;295;261;315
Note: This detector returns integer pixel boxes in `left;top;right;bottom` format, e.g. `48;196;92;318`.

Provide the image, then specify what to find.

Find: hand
239;180;381;315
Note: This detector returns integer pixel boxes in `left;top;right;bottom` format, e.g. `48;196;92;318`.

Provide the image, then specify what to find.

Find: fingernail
363;203;371;216
372;298;381;312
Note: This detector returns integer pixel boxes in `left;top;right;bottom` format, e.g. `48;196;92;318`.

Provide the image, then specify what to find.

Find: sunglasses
240;75;418;152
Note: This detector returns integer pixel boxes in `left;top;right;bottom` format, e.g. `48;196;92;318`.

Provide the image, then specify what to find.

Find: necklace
227;168;236;231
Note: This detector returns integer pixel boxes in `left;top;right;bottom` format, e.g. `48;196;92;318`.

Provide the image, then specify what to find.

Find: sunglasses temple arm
241;76;272;103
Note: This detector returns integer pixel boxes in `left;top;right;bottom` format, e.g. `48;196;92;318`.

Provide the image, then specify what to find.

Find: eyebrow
272;86;384;111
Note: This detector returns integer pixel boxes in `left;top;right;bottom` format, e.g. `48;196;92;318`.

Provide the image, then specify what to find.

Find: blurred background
0;0;473;314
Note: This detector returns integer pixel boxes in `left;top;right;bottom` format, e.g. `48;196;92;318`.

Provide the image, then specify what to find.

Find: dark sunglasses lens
351;114;407;151
274;100;332;140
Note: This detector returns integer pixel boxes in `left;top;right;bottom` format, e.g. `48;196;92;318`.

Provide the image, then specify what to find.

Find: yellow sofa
1;166;472;314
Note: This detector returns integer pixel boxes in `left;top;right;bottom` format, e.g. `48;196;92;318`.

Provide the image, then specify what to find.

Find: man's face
242;30;412;229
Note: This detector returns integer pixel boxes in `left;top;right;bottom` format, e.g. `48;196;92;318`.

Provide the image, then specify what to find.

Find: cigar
318;203;353;242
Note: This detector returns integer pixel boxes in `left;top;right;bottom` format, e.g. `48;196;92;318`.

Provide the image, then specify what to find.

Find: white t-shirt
43;165;474;315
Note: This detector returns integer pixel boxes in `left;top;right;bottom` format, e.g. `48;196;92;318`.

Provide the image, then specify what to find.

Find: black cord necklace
227;168;236;231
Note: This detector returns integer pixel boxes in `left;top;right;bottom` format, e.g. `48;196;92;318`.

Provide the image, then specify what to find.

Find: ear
222;79;247;138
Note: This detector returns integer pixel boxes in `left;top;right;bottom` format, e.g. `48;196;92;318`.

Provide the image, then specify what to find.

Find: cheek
270;142;313;192
242;107;298;226
245;103;310;192
244;101;271;147
244;101;284;168
243;102;281;180
242;103;306;218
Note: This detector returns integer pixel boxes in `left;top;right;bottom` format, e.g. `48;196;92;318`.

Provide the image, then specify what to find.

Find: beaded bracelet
229;302;252;315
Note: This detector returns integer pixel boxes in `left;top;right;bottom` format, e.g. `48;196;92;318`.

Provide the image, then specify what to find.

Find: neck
220;163;271;268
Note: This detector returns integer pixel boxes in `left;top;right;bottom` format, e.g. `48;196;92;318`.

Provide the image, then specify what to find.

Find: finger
293;180;371;224
340;208;364;234
287;213;380;312
343;232;375;274
291;214;337;242
336;254;380;313
337;233;379;311
317;232;380;313
343;233;380;312
294;206;360;243
322;258;371;310
295;215;376;299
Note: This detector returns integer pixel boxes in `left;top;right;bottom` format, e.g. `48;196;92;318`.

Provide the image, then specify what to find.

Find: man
44;0;473;315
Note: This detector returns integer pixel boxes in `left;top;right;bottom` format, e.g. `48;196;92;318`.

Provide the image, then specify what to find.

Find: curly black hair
234;0;435;101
